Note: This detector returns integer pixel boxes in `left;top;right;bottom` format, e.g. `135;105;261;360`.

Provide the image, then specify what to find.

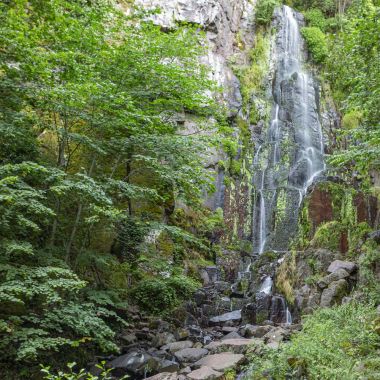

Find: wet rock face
252;6;325;253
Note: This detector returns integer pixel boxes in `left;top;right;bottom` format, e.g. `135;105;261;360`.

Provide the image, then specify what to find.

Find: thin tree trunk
65;156;96;263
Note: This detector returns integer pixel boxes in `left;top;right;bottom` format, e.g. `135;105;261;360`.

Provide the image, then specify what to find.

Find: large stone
174;348;208;363
209;310;241;326
152;332;176;348
187;366;223;380
221;331;242;340
320;279;348;307
241;324;272;338
194;352;245;372
158;360;180;373
327;260;357;274
145;373;178;380
263;327;287;344
109;351;158;376
317;268;350;289
204;338;258;354
162;340;193;353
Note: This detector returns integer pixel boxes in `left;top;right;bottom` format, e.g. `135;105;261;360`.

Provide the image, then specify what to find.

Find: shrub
304;9;326;31
131;274;199;314
246;303;380;379
131;278;177;315
301;27;328;64
255;0;279;26
166;275;199;299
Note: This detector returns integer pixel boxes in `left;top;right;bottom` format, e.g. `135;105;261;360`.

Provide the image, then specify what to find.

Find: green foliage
359;241;380;304
255;0;279;26
41;361;127;380
235;31;270;109
301;27;328;63
247;303;380;379
327;1;380;179
131;275;198;315
304;8;327;31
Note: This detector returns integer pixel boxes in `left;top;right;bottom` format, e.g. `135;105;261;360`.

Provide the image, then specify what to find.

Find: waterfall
259;276;273;295
253;5;325;254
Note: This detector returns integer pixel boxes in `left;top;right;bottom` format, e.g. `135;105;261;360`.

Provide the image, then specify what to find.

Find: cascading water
252;6;325;254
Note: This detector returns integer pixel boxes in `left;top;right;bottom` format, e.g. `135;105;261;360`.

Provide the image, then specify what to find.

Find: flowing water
252;6;325;254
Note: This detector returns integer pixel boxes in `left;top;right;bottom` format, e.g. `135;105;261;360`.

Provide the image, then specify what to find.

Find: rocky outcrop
327;260;357;274
320;279;349;307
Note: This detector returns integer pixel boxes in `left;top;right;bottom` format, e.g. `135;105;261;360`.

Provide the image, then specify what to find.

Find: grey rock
241;324;272;338
152;332;176;348
205;338;258;354
158;359;180;373
174;348;209;363
320;279;348;307
175;328;190;341
209;310;241;326
120;333;137;345
187;366;223;380
221;331;242;340
317;268;350;289
327;260;357;274
162;340;193;353
109;351;158;375
145;373;178;380
194;352;245;372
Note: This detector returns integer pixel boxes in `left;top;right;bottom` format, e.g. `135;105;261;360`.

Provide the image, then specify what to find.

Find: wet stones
209;310;241;326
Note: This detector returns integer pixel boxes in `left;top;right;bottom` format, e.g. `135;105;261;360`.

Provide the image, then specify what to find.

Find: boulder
194;352;245;372
120;333;137;345
158;359;180;373
241;324;272;338
221;326;238;334
162;340;193;353
204;338;258;354
174;348;208;363
317;268;350;289
187;366;223;380
109;351;158;376
175;328;190;341
221;331;242;340
152;332;176;348
327;260;357;274
320;279;348;307
263;327;287;344
209;310;241;326
145;373;178;380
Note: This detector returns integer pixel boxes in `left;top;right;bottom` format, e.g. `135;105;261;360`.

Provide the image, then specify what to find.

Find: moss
233;30;270;108
230;160;242;177
275;251;297;304
310;221;342;251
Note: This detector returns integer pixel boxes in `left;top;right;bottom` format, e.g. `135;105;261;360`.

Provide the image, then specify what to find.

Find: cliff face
135;0;254;114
